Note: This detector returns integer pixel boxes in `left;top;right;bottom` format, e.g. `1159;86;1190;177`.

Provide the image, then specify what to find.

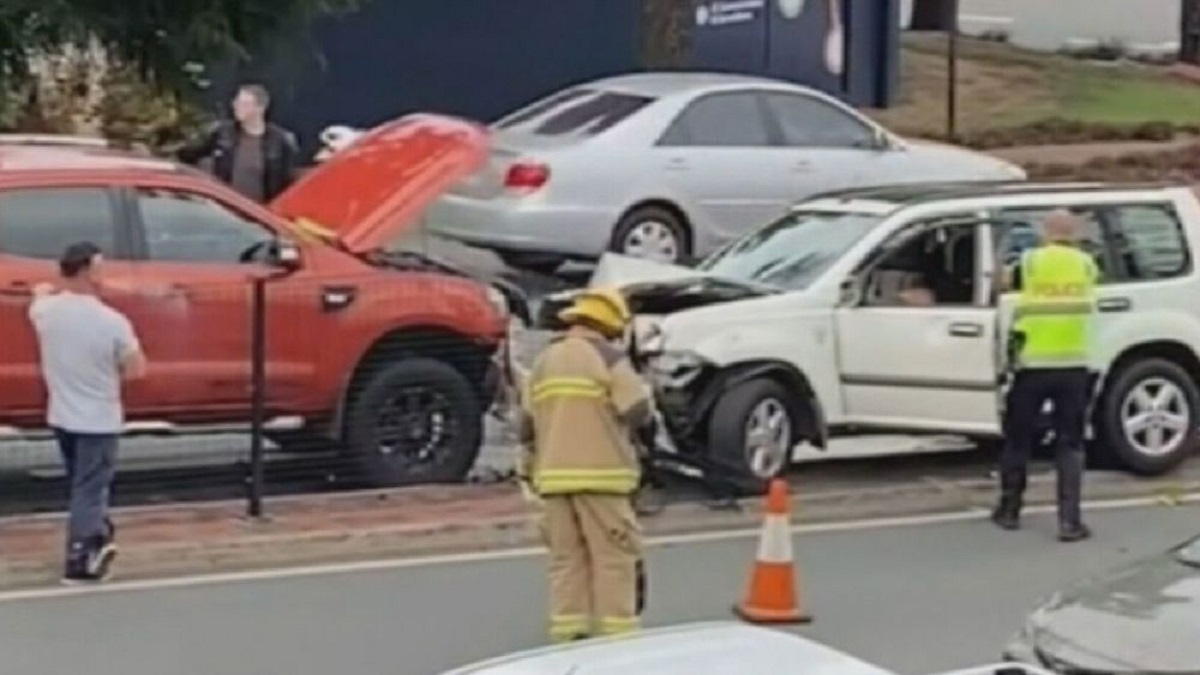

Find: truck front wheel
707;377;799;495
344;358;484;487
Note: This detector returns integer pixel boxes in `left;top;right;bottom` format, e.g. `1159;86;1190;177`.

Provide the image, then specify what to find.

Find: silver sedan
426;72;1025;273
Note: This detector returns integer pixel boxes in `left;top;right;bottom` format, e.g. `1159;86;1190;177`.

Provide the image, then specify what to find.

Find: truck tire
707;377;799;495
344;358;484;487
1095;358;1199;476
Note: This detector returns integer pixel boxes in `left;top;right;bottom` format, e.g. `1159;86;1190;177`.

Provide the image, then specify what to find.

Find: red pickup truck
0;115;525;487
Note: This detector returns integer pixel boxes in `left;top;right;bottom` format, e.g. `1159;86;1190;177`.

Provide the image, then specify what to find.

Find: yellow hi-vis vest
1014;244;1098;369
522;331;648;496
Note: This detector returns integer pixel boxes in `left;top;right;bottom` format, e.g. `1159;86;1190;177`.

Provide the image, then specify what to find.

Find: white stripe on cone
755;513;793;564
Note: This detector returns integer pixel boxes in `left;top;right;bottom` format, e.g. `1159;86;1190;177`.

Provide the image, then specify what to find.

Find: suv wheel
1096;358;1199;476
344;358;484;487
707;377;798;494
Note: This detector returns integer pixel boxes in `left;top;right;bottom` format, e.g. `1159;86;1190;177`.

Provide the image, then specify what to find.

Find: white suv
545;182;1200;490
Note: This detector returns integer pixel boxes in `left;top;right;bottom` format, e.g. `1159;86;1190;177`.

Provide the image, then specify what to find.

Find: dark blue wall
204;0;898;157
207;0;642;156
688;0;900;107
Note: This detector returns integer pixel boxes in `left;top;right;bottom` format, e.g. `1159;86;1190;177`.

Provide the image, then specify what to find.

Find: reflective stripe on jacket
1014;244;1097;369
522;328;649;495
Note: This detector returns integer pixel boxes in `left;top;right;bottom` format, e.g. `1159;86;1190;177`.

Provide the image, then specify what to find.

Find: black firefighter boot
991;470;1025;531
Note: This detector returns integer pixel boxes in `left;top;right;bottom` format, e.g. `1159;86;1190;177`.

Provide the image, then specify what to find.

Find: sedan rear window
495;89;654;137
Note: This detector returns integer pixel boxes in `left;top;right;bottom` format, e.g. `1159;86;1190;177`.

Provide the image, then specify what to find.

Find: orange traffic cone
733;478;811;624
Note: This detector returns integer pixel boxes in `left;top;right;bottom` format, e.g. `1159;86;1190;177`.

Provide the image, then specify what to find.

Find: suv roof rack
0;134;110;148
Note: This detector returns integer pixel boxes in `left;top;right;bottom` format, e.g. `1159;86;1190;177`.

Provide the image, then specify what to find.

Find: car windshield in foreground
493;88;655;137
697;210;884;291
1176;535;1200;566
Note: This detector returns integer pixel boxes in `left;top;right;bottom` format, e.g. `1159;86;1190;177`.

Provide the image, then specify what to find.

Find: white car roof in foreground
440;622;896;675
439;622;1060;675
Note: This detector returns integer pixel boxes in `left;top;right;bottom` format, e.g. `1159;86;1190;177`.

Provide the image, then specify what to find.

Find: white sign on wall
694;0;767;27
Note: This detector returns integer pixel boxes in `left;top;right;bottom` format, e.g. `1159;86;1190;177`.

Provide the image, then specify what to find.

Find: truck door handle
1097;297;1131;313
793;160;812;172
948;321;984;338
0;281;31;297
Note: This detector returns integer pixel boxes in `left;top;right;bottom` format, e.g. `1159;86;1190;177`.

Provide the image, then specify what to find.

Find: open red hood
269;113;489;254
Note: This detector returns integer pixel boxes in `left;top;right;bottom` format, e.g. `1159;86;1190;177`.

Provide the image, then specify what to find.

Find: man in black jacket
178;84;300;202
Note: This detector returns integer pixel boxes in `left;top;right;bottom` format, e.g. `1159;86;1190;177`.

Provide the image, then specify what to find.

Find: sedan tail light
504;162;550;193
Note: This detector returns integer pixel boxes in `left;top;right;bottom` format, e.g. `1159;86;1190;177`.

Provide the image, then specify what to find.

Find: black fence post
247;274;267;519
945;0;960;140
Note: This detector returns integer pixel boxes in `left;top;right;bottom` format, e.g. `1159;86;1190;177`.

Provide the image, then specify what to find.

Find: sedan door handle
1097;297;1131;313
664;157;689;171
948;321;984;338
792;160;813;172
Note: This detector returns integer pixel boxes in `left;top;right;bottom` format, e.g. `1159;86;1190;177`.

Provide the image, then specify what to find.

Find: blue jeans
54;429;118;562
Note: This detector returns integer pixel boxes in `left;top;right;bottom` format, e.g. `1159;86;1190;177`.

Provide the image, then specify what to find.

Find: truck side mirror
270;239;303;271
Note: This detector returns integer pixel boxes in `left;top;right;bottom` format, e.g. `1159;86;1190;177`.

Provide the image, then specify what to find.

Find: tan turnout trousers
542;493;642;642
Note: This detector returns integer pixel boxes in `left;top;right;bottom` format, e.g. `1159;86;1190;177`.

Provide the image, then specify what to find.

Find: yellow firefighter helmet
557;287;631;336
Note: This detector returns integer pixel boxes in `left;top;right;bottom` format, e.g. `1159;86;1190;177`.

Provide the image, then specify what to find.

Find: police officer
994;210;1098;542
516;287;652;643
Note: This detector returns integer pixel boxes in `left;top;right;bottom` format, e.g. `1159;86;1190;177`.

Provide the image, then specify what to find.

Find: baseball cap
59;241;102;278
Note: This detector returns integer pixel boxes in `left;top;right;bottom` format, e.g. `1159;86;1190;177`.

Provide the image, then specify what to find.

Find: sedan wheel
610;205;690;264
621;219;681;263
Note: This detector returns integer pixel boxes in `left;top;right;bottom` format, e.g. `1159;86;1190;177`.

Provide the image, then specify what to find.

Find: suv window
0;187;117;260
996;203;1189;284
996;207;1109;277
659;92;772;147
135;188;273;263
762;93;876;148
1106;203;1189;280
494;89;653;137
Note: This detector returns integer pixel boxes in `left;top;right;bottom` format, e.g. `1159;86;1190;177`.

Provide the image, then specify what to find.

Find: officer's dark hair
59;241;101;278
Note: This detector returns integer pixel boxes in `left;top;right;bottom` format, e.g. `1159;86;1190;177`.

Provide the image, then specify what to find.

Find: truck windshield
697;210;883;291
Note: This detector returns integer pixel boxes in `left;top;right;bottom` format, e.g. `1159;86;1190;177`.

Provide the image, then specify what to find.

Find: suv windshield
494;88;654;137
697;210;884;291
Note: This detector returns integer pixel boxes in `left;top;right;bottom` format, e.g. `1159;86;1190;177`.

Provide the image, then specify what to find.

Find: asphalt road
1;502;1196;675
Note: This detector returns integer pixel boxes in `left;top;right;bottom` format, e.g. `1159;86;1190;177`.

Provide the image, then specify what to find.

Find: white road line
0;493;1195;605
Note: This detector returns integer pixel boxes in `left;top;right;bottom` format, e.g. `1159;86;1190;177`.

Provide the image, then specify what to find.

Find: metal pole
946;0;960;140
247;275;267;518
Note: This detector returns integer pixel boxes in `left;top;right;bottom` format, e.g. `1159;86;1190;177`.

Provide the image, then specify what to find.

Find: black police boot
1056;450;1089;543
991;498;1021;531
991;470;1025;531
1058;522;1092;543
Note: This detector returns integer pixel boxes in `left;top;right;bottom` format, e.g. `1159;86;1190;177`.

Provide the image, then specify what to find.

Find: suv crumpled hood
1029;552;1200;672
270;113;488;254
536;253;770;329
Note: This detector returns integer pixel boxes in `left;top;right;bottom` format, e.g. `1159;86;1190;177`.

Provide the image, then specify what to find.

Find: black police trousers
999;367;1091;527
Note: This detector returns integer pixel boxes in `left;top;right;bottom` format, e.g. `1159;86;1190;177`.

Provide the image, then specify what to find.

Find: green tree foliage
0;0;360;94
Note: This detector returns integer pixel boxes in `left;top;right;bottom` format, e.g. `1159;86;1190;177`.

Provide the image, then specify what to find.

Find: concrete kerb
0;472;1193;591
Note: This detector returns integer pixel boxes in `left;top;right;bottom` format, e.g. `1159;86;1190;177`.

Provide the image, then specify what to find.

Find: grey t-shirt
28;292;141;434
230;133;266;202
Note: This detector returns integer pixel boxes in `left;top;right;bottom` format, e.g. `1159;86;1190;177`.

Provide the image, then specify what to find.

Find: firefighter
516;287;653;643
994;209;1098;542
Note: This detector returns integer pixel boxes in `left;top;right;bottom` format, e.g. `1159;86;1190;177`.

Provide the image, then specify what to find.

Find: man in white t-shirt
29;242;146;583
